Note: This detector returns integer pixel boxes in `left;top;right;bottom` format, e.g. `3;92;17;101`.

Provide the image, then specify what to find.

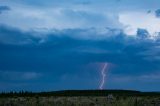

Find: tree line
0;90;160;97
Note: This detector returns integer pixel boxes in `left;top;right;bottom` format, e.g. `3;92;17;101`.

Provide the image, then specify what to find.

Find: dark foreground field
0;90;160;106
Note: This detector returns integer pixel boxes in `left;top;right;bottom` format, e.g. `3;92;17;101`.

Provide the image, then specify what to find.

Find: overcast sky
1;0;160;92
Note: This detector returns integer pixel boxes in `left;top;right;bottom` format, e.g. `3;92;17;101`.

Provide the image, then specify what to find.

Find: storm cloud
1;0;160;91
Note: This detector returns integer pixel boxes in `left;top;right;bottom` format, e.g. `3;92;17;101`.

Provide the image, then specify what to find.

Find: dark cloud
0;25;160;73
147;10;151;14
0;25;160;91
0;0;160;91
137;28;150;39
0;25;41;44
155;9;160;18
0;6;10;14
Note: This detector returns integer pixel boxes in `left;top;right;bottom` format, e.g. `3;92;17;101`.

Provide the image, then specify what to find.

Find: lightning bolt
99;63;108;90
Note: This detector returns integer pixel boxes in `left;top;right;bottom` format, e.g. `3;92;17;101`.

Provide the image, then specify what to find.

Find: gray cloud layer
0;25;160;75
0;6;10;14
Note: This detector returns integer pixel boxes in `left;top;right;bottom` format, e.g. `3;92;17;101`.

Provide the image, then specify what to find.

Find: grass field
0;90;160;106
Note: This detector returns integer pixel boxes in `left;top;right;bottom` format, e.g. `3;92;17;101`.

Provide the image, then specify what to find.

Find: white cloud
119;11;160;36
1;0;160;40
0;2;122;32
